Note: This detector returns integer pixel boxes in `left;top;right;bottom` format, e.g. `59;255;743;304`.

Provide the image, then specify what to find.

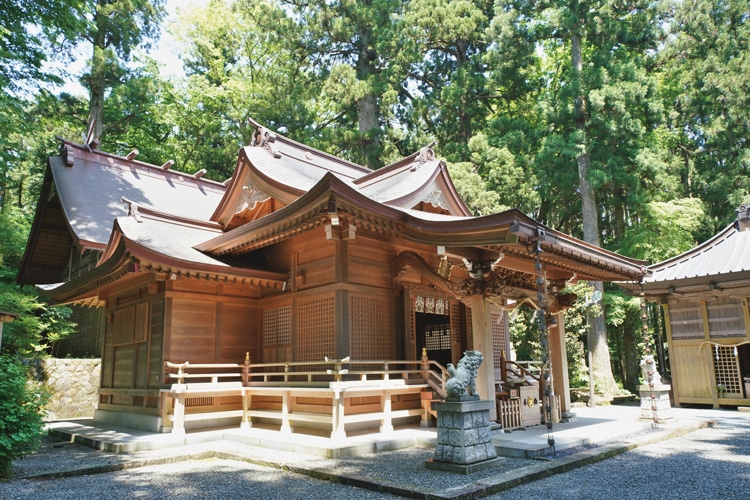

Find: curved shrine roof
622;209;750;294
50;142;226;249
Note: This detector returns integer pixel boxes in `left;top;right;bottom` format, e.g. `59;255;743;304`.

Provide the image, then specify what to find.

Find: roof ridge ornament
410;141;437;171
737;204;750;231
252;126;282;159
122;197;143;223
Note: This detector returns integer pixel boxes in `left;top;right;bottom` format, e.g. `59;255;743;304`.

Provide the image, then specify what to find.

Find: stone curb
21;419;716;500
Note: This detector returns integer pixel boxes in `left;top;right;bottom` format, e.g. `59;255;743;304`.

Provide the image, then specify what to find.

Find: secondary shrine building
621;205;750;408
19;123;646;434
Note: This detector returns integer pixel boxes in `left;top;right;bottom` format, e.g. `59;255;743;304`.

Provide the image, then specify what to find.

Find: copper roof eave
17;165;56;285
122;237;288;287
198;173;647;281
209;150;246;223
39;243;133;304
383;162;472;217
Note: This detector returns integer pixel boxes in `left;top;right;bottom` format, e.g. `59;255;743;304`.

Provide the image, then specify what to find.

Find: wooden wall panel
148;300;164;389
348;239;395;289
169;299;217;363
113;306;135;345
112;344;135;388
135;342;148;388
101;321;114;389
220;302;260;363
671;341;714;399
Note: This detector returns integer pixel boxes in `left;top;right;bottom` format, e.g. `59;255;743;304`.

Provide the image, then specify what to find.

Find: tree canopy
2;0;748;392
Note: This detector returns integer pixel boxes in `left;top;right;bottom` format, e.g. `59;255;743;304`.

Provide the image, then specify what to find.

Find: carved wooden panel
350;295;394;360
298;296;335;361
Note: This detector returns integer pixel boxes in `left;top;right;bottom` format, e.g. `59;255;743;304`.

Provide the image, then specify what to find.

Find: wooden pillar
701;301;720;408
661;302;680;406
549;310;571;416
464;295;497;420
334;239;350;359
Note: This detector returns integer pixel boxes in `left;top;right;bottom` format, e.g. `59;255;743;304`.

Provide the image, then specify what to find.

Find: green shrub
0;355;48;480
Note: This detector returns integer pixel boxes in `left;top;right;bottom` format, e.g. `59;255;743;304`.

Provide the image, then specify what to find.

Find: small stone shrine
638;355;673;422
426;350;505;474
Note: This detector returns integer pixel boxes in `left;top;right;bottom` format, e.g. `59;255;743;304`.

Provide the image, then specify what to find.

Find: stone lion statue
446;350;484;398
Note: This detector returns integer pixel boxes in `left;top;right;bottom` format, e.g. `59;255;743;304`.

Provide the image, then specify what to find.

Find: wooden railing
161;354;449;436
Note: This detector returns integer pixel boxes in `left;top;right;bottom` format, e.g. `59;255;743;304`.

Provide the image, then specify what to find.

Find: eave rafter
392;251;540;301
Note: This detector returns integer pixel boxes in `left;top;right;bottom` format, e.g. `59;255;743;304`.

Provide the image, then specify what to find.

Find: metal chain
534;239;555;446
639;283;658;426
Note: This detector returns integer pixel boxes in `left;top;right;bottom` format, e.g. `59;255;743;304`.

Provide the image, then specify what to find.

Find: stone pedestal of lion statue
425;350;506;474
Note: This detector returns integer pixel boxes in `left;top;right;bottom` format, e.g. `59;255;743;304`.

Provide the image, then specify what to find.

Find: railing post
284;363;289;383
243;352;250;386
172;392;186;434
383;361;389;381
331;387;346;440
420;347;429;381
241;388;252;429
380;389;394;433
280;390;293;434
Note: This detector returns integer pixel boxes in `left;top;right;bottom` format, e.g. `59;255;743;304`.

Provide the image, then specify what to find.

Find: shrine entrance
416;311;453;367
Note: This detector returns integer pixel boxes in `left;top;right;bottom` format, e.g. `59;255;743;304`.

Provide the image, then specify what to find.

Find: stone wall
29;358;101;421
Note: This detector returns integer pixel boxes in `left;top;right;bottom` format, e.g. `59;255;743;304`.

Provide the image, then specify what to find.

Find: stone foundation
426;397;505;474
638;384;673;422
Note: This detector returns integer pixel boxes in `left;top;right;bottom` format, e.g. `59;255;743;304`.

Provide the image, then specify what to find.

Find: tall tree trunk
572;28;619;395
356;26;381;169
87;27;106;143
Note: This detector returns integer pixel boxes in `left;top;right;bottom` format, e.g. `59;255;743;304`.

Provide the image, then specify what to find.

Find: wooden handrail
163;356;448;392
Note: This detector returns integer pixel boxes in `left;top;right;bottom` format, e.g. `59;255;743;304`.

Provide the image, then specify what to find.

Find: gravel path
487;409;750;499
1;408;747;499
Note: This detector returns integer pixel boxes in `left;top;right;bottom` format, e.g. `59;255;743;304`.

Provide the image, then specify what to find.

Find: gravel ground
1;408;747;499
487;408;750;499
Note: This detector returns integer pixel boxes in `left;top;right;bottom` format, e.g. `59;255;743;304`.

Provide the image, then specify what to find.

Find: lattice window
298;296;335;362
263;308;277;347
277;305;291;345
450;303;462;343
350;295;394;360
669;299;704;339
713;345;743;395
263;305;292;347
424;321;451;351
707;296;745;338
491;311;506;369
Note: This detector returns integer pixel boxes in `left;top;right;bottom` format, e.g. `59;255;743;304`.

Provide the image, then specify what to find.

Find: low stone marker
426;351;505;474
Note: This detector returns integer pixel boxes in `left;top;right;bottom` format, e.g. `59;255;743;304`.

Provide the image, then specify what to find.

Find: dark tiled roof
50;145;226;248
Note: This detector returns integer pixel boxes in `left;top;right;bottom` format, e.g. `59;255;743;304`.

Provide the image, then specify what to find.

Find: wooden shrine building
19;124;646;435
621;205;750;408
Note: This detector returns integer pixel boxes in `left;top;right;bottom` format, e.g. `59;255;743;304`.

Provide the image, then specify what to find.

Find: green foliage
0;206;75;355
617;198;706;263
0;355;48;480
